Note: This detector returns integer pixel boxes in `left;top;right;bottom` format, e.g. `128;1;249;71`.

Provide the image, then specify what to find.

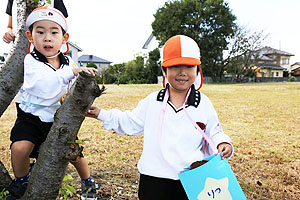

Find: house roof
257;46;294;57
143;33;154;49
257;63;286;70
68;41;83;52
291;62;300;66
78;54;112;64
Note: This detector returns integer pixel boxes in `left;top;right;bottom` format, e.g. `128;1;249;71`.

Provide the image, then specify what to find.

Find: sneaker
5;181;28;200
81;181;100;200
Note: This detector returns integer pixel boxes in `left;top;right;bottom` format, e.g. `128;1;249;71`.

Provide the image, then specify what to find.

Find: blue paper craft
178;154;246;200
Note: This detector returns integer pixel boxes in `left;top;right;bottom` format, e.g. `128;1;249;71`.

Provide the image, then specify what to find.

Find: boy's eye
52;32;58;34
187;65;196;68
37;31;44;34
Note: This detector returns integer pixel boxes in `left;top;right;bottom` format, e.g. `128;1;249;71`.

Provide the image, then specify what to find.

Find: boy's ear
62;33;69;44
161;67;166;77
26;31;33;43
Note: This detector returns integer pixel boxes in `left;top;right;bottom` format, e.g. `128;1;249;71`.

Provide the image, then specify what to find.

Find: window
276;72;279;77
281;58;289;65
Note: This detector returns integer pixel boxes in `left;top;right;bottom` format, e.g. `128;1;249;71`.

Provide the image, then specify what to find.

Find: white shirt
98;85;232;180
20;50;76;122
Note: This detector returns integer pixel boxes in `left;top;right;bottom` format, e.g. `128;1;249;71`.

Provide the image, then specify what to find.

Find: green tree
144;48;161;83
107;63;126;85
152;0;236;81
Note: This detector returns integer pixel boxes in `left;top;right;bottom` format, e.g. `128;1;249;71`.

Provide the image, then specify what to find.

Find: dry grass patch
0;83;299;199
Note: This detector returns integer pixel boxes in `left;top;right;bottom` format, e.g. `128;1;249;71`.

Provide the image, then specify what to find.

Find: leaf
59;188;67;197
62;174;73;182
64;185;76;197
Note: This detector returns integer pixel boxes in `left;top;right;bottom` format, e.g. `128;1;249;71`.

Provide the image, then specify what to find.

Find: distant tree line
96;48;161;85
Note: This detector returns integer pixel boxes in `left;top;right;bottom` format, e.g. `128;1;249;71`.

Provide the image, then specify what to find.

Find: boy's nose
44;33;52;41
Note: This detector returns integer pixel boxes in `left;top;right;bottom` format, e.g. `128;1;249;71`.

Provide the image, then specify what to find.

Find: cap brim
162;57;200;67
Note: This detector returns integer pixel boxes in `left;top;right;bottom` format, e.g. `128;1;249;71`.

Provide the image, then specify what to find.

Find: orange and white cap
162;35;200;67
26;7;67;32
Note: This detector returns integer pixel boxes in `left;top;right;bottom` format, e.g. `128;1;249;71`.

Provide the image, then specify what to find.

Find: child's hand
86;106;101;119
72;67;98;76
217;142;232;160
3;28;15;43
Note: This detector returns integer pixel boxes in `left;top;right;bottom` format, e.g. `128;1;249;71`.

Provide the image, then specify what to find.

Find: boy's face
163;65;198;93
26;20;69;58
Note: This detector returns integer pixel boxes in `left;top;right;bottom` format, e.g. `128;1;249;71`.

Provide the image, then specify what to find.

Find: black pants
138;174;188;200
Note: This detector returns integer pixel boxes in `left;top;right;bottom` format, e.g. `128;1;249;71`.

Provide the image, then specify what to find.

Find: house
291;62;300;76
253;46;294;78
65;41;83;66
78;54;112;74
141;33;160;59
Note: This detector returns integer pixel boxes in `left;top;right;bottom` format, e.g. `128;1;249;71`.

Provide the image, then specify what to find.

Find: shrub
288;76;296;82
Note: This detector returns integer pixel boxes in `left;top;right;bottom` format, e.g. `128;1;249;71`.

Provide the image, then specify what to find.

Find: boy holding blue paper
87;35;233;200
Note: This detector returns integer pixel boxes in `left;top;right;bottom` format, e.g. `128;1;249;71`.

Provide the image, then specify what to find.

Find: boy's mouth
44;45;53;51
176;78;188;84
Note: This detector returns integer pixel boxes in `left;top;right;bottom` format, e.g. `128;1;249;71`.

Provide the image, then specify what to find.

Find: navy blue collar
157;84;201;108
30;48;69;70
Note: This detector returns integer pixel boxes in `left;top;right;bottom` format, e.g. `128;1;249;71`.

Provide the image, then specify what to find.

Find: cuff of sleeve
97;109;109;121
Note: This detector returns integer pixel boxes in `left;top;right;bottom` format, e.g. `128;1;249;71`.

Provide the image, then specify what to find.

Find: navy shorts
10;104;83;158
138;174;188;200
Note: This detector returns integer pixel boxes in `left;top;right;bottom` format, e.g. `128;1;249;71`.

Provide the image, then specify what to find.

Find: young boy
7;7;99;200
87;35;233;200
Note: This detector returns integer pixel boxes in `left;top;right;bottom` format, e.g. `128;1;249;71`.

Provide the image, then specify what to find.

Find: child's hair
162;65;201;74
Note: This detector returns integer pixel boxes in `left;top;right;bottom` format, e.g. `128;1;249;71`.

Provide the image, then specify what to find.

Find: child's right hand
86;106;101;119
2;28;15;43
72;67;98;76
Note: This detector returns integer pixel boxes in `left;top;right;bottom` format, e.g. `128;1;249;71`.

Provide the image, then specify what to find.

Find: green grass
1;82;300;199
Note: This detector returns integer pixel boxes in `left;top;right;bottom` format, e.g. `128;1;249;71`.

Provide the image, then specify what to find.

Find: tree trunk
22;72;104;199
0;161;12;191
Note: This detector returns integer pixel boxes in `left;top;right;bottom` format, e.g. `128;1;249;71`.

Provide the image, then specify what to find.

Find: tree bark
20;72;104;199
0;161;12;191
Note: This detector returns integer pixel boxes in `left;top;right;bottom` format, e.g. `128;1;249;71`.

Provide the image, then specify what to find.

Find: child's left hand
217;142;232;160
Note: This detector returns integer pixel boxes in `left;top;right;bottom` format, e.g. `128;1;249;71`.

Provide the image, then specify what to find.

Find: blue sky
1;0;299;64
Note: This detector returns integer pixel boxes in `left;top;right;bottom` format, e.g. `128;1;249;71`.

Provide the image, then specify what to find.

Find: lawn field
0;82;299;199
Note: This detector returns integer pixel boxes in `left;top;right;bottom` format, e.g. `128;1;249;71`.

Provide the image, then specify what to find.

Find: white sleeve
97;98;148;135
22;55;75;99
204;97;233;157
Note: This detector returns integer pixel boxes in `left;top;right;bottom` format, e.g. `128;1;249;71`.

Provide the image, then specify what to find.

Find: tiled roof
78;54;112;64
256;46;294;56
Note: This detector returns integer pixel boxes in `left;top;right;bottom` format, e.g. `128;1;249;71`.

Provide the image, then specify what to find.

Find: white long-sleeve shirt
20;49;76;122
98;85;232;180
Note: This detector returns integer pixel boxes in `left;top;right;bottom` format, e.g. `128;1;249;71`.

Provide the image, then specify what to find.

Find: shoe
81;180;100;200
5;181;28;200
